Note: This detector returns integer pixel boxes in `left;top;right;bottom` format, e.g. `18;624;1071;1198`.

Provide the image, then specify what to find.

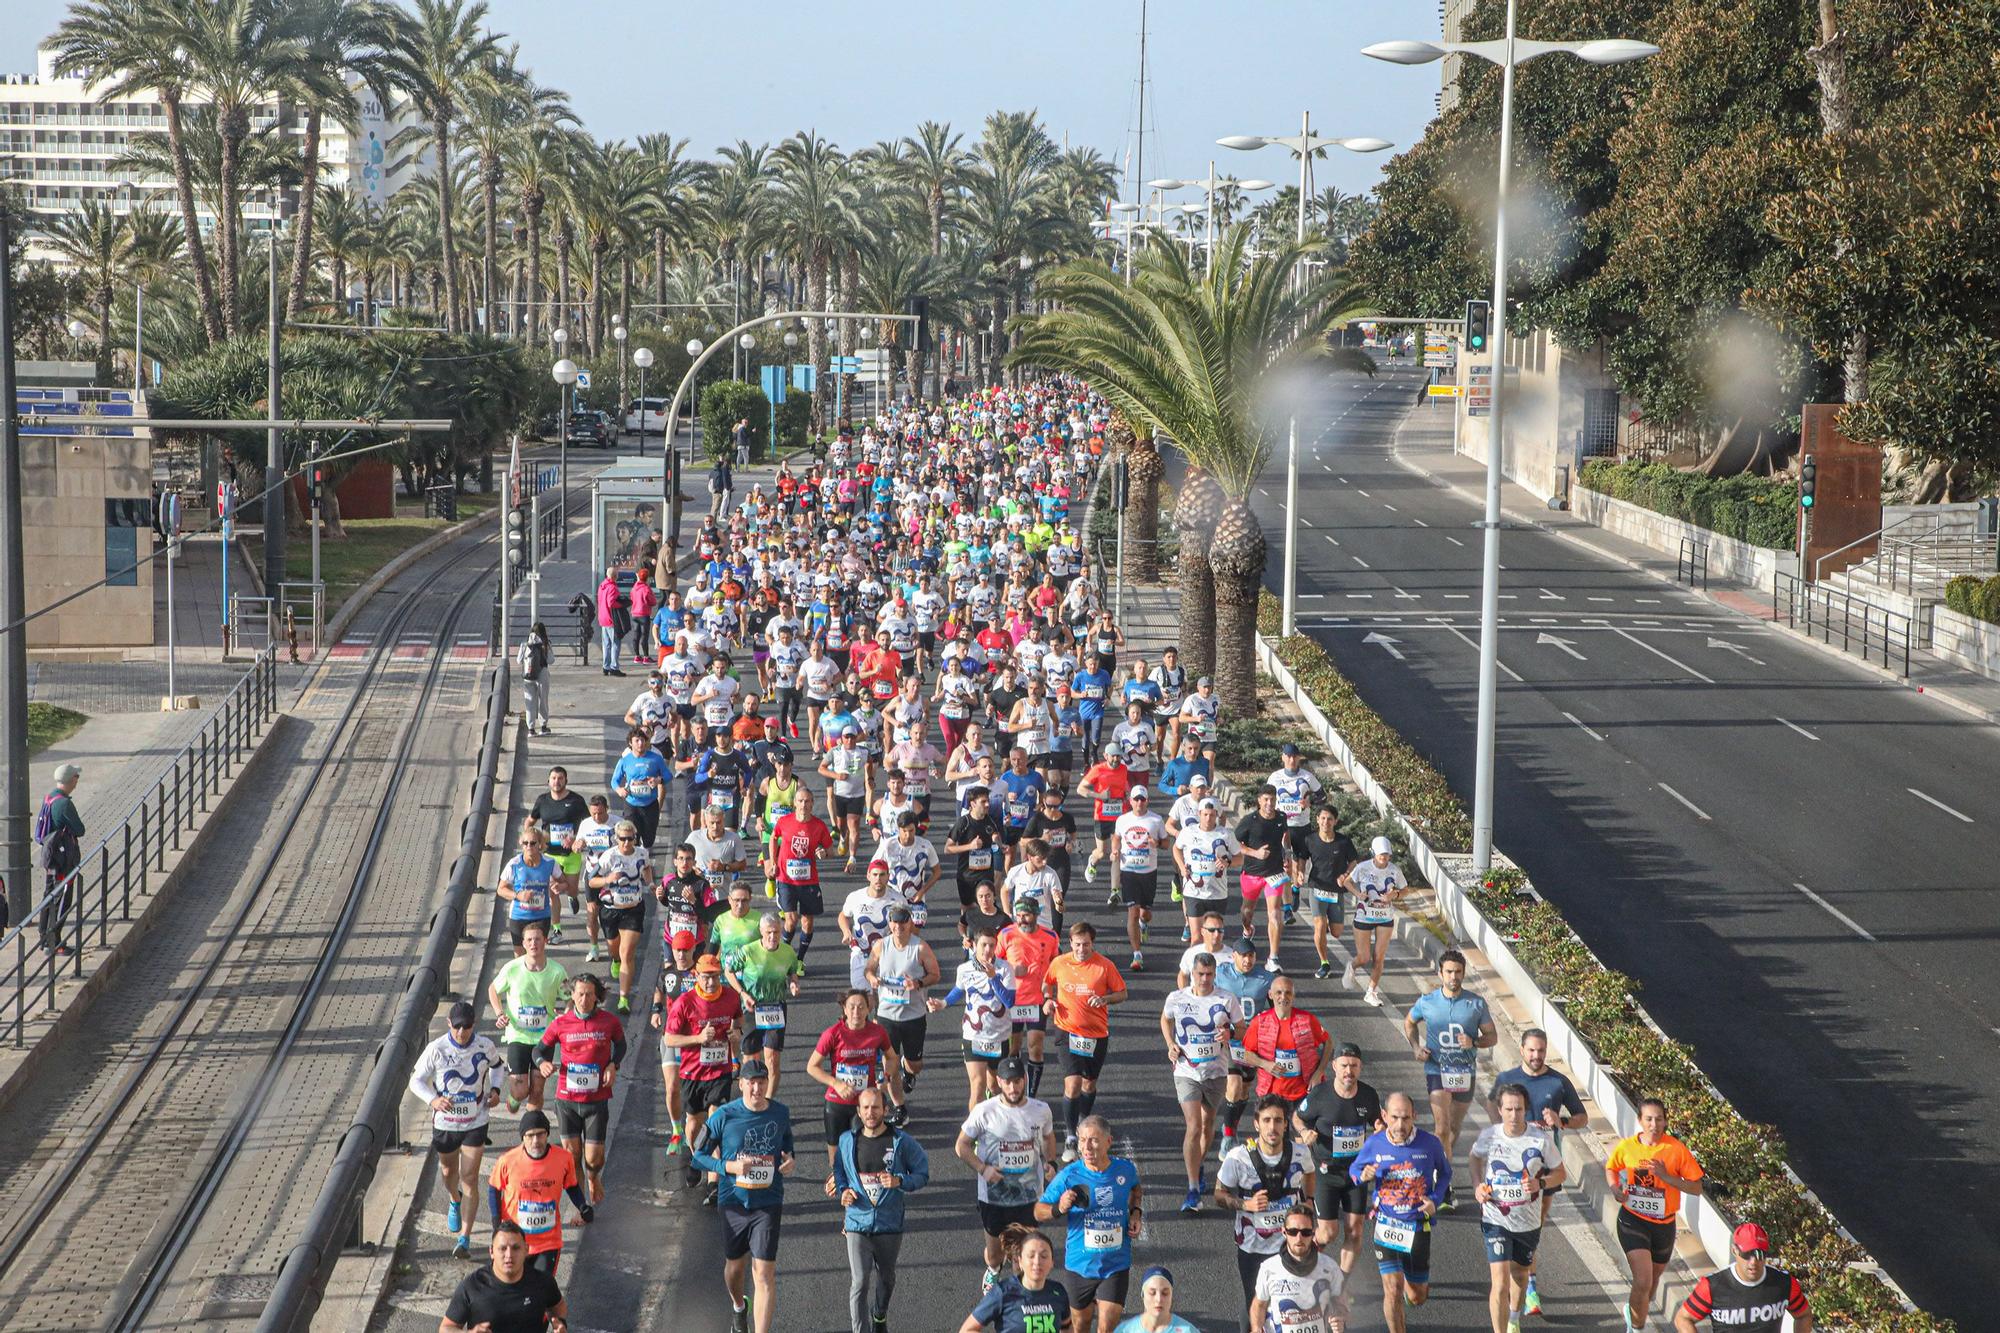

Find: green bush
1944;575;1981;619
700;380;771;463
774;393;813;456
1580;458;1798;551
1977;575;2000;625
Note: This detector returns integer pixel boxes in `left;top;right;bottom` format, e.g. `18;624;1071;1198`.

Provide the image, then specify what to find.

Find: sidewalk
1393;399;2000;723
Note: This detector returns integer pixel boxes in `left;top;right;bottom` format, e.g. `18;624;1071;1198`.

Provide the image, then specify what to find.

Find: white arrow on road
1707;636;1767;666
1536;632;1586;660
1363;632;1406;661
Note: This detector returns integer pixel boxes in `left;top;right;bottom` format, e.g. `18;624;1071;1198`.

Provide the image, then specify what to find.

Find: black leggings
625;802;661;852
775;687;802;734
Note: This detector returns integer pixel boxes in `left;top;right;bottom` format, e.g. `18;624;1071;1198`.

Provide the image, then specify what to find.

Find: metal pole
1471;0;1520;874
309;442;321;626
133;283;143;395
0;206;33;927
263;232;286;621
529;487;541;629
1115;501;1127;625
636;363;646;458
558;382;570;559
165;532;177;702
1280;110;1309;639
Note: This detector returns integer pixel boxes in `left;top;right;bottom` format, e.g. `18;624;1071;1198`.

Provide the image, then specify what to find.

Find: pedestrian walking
520;620;553;735
35;762;86;955
631;566;659;661
712;449;737;518
597;568;626;676
733;416;752;466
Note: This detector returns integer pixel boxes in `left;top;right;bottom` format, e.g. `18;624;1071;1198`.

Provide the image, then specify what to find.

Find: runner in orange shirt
486;1109;591;1276
856;628;904;704
1605;1097;1705;1332
998;897;1061;1095
1040;920;1127;1160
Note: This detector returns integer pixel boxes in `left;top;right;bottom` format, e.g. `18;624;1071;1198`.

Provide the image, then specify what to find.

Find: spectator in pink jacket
629;568;658;661
596;569;626;676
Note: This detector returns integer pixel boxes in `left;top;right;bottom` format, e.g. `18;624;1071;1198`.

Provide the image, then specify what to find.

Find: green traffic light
1801;495;1814;508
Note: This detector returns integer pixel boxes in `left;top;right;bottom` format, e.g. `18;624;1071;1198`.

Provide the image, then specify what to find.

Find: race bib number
1356;903;1393;926
515;887;546;913
1083;1221;1123;1251
1626;1184;1667;1220
860;1171;893;1204
1182;1036;1219;1065
704;702;732;725
754;1004;786;1031
709;789;736;810
1120;848;1150;872
698;1042;729;1067
439;1092;480;1130
1009;1002;1042;1023
836;1060;871;1090
564;1062;601;1093
669;910;699;938
996;1143;1036;1174
1326;1128;1365;1157
606;881;644;908
879;978;911;1005
738;1155;775;1189
1229;1039;1249;1066
1313;886;1341;904
967;848;992;870
1492;1177;1530;1205
512;1003;549;1032
1439;1067;1473;1092
1374;1213;1418;1253
1195;718;1217;740
1277;1312;1326;1333
968;1034;1005;1057
1272;1048;1301;1078
516;1199;557;1235
1066;1033;1098;1057
784;857;813;881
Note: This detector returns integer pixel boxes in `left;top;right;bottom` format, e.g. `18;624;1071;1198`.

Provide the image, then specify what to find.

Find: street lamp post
613;320;628;435
1364;21;1658;871
551;353;578;558
1220;118;1392;640
633;346;654;457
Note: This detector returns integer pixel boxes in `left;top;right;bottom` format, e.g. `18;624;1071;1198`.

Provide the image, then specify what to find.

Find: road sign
828;356;861;373
1428;384;1462;398
574;369;592;388
1424;353;1455;368
1466;361;1494;418
761;364;788;404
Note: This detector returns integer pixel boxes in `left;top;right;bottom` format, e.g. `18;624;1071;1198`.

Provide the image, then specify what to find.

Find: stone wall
1571;485;1800;592
23;432;155;649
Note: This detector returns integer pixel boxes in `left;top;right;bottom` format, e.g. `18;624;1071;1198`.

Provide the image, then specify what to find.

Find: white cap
1188;772;1211;788
1371;836;1394;856
1197;797;1219;811
1129;785;1149;799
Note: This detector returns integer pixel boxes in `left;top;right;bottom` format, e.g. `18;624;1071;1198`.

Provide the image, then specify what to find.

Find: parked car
590;408;618;439
564;411;610;447
624;397;669;435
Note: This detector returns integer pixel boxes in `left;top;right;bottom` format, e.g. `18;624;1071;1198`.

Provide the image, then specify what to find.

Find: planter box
1931;604;2000;681
1572;486;1799;592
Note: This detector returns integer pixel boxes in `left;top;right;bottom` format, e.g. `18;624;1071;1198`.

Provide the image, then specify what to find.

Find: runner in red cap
1675;1224;1811;1333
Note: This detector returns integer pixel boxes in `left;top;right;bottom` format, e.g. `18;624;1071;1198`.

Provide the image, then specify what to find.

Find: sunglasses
1284;1227;1315;1238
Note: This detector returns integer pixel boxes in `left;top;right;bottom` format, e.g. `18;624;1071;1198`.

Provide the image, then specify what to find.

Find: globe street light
1221;116;1393;642
633;345;655;456
783;330;799;349
613;323;629;427
550;356;579;557
1365;16;1656;874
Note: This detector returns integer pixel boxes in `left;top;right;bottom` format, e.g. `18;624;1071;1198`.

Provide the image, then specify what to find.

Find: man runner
410;1000;504;1257
956;1054;1060;1293
691;1058;796;1333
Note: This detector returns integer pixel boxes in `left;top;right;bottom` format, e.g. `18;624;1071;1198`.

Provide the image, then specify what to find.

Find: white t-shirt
823;745;868;798
1470;1124;1556;1232
628;690;673;744
841;888;907;955
1218;1142;1312;1253
1252;1251;1349;1333
1267;767;1323;826
802;657;842;700
1179;693;1220;740
870;836;940;899
1348;859;1408;926
1003;862;1062;913
1175;824;1242;900
1162;986;1241;1081
1114;811;1168;875
960;1096;1056;1206
695;672;740;727
953;958;1018;1048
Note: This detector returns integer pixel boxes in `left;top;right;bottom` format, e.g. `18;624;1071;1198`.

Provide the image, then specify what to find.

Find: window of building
104;498;149;587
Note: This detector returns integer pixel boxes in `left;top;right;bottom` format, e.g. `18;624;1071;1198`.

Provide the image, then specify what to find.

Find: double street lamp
1144;171;1274;267
1363;17;1658;871
1219;116;1392;641
551;333;576;558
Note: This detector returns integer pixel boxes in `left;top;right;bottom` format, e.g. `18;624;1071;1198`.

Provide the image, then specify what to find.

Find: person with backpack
520;621;553;735
36;763;86;955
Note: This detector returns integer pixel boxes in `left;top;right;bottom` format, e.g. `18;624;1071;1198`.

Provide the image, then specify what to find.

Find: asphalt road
1242;365;2000;1324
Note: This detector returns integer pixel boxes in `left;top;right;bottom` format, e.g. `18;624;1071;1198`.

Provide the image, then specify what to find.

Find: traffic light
1112;458;1130;509
505;501;530;569
1799;454;1817;510
1465;299;1491;354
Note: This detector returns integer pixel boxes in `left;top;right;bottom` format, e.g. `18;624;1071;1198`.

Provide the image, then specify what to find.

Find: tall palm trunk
331;257;347;309
1175;470;1224;679
286;107;325;317
555;228;573;340
160;90;223;343
589;242;606;354
653;226;667;312
807;247;829;432
1121;422;1163;584
989;283;1007;385
523;198;543;344
95;282;113;382
837;248;859;357
1208;496;1268;717
360;262;374;324
928;192;943;257
433;116;462;332
216;104;247;337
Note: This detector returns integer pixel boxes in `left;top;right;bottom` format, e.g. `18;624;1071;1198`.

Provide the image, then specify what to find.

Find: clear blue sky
1;0;1445;199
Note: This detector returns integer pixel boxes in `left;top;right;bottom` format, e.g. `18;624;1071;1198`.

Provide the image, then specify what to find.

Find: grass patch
282;517;456;621
28;702;88;757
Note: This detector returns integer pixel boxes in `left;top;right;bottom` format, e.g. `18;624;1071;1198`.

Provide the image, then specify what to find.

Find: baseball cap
1732;1223;1770;1254
1371;836;1394;856
1129;785;1148;800
1197;797;1219;812
448;1001;476;1028
1231;936;1258;956
996;1055;1027;1080
1188;772;1211;788
868;858;891;874
1196;675;1212;687
1280;742;1300;756
1334;1041;1363;1061
694;954;723;974
670;930;698;951
739;1059;769;1081
53;762;82;784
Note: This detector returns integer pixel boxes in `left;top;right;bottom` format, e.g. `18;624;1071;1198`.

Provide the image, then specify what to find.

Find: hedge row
1581;458;1798;551
1943;574;2000;625
1256;593;1473;848
1253;583;1945;1329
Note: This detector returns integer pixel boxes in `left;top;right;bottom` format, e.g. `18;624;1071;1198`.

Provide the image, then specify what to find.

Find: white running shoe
1363;984;1384;1007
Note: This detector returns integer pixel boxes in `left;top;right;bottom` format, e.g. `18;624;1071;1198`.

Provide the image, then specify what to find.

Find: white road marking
1356;488;1372;497
1587;596;1613;603
1353;557;1370;569
1301;518;1314;528
1436;620;1524;681
1324;535;1341;547
1364;632;1406;660
1636;598;1662;604
1413;518;1428;527
1613;628;1716;683
1774;716;1820;741
1909;788;1975;823
1793;882;1878;942
1345;593;1374;599
1444;594;1470;600
1536;632;1587;660
1446;536;1465;547
1538;588;1565;600
1393;587;1420;600
1299;593;1325;599
1562;711;1605;741
1658;783;1712;820
1383;503;1398;512
1707;636;1767;667
1338;477;1350;484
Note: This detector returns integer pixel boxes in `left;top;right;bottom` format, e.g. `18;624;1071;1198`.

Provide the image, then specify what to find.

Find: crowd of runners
416;380;1811;1333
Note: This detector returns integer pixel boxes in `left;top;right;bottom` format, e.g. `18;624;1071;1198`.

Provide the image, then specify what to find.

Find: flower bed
1255;589;1946;1330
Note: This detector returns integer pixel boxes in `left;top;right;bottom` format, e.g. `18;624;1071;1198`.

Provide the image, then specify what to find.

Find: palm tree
275;0;396;318
503;122;572;344
637;134;707;321
767;132;860;429
1008;225;1370;713
37;200;132;378
380;0;503;333
704;140;770;325
899;120;970;258
47;0;225;342
462;46;570;336
312;185;375;313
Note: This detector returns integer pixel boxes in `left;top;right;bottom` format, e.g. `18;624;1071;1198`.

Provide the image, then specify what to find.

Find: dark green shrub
1944;575;1981;618
774;393;812;455
1579;458;1797;551
699;380;771;463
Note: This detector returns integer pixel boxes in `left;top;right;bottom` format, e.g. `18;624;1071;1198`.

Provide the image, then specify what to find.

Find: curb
0;715;297;1119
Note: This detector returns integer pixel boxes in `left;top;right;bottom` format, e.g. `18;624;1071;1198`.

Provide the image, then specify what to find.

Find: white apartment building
1;43;422;260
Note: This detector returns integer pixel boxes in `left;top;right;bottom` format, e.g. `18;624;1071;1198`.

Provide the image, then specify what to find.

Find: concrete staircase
1823;529;1998;646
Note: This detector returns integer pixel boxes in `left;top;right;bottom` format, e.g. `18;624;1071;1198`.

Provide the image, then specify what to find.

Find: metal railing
1676;535;1709;590
1872;528;1998;594
422;485;457;521
228;594;273;652
0;650;279;1046
275;582;325;662
1812;508;1986;586
1774;571;1913;676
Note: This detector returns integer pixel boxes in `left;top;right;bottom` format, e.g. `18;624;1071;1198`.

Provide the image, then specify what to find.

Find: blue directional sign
575;369;592;388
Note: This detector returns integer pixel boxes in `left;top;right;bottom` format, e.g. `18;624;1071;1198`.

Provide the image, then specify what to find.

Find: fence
1676;535;1710;590
1774;571;1914;677
1;649;280;1046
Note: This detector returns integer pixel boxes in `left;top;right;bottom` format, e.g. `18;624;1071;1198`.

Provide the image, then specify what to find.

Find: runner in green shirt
708;882;764;976
726;910;804;1096
486;922;570;1111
